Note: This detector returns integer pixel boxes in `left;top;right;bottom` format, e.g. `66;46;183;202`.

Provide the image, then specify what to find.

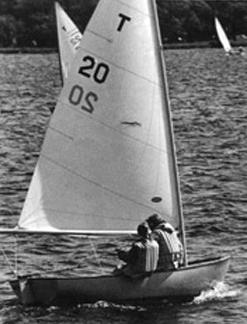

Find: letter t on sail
117;13;131;32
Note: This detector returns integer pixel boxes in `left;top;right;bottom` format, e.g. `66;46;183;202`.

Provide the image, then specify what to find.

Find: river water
0;49;246;323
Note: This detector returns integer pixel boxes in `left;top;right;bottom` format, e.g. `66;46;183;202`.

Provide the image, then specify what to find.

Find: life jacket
153;226;183;270
122;239;159;277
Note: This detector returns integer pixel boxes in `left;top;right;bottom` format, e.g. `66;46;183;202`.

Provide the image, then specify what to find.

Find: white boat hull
10;256;230;306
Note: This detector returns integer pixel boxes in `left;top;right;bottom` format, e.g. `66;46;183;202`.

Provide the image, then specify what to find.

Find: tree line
0;0;246;47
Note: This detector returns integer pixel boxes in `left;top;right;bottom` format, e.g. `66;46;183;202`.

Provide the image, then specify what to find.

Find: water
0;48;246;323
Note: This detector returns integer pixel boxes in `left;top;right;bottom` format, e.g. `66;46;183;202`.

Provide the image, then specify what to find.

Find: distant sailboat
1;0;230;306
55;1;82;83
215;17;232;54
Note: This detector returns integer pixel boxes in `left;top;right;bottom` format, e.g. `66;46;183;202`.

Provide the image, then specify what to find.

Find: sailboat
214;17;232;54
55;1;82;83
2;0;230;306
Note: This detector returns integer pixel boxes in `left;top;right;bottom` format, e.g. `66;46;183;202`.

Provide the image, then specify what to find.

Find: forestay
19;0;183;235
215;17;232;53
55;2;82;81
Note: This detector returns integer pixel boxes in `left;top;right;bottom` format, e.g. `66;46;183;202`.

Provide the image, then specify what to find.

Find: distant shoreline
0;41;246;54
0;47;56;54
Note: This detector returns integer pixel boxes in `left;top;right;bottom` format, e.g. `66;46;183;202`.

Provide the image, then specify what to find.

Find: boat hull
10;256;230;306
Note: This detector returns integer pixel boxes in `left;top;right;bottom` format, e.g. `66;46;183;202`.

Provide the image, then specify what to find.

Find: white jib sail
19;0;182;234
215;17;232;53
55;2;82;81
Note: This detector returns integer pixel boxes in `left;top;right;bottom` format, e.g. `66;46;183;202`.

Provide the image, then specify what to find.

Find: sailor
146;214;184;270
115;222;159;278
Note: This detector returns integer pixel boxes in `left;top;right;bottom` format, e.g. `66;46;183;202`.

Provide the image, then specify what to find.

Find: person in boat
115;222;159;278
146;214;184;270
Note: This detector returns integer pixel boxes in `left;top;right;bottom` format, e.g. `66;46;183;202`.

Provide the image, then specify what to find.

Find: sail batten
19;0;183;237
48;109;170;154
37;153;169;211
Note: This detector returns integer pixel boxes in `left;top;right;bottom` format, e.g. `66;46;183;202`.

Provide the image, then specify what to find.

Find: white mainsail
215;17;232;53
19;0;183;238
55;2;82;82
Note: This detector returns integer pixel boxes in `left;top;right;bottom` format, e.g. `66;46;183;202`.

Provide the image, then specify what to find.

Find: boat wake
193;282;241;304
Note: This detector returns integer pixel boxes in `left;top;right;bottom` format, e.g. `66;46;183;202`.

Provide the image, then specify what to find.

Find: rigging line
41;154;162;214
14;235;18;277
0;245;17;278
89;238;104;274
151;0;187;264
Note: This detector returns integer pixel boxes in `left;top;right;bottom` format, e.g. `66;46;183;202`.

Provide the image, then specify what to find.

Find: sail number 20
68;56;110;113
78;55;110;84
69;85;98;114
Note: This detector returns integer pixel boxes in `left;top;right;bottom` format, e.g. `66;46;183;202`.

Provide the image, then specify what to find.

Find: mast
150;0;187;265
54;2;64;85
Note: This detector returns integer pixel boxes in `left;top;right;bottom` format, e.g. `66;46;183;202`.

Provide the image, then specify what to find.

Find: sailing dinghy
2;0;230;306
55;1;82;82
215;17;232;54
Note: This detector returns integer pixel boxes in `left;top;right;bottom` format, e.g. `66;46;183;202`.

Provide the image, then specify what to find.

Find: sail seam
23;208;137;224
40;153;162;214
78;42;162;87
53;103;168;155
86;30;113;43
116;0;152;17
48;125;74;141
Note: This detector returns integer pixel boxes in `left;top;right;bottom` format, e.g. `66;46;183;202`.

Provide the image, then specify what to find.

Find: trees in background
0;0;246;47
